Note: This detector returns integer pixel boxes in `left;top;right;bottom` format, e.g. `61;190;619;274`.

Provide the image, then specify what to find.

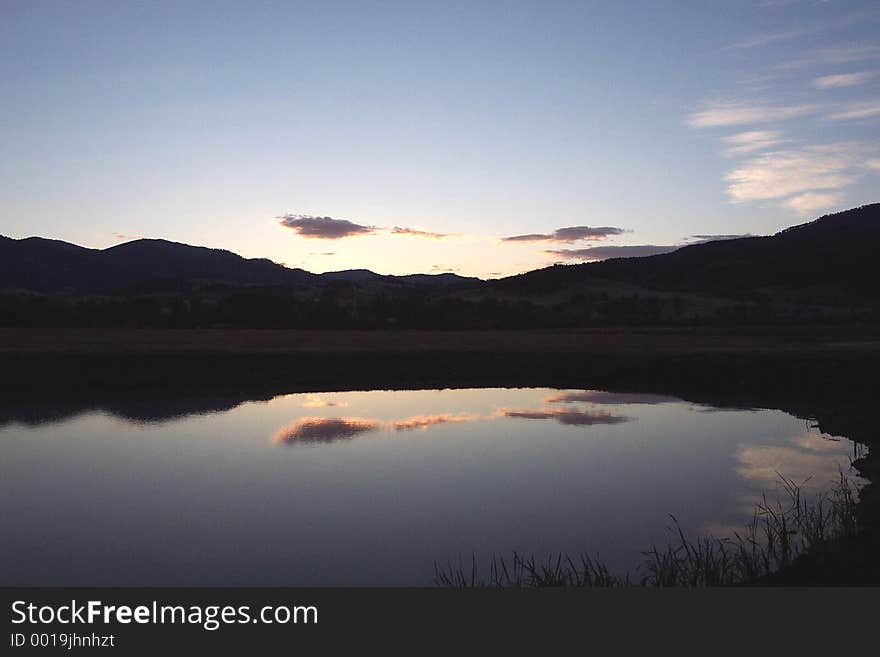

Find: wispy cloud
781;191;843;216
502;226;626;243
724;143;863;205
391;226;456;239
688;100;817;128
686;234;755;243
826;100;880;121
721;130;788;156
727;26;815;50
779;44;880;70
813;72;874;89
278;214;376;239
729;10;880;51
546;245;678;261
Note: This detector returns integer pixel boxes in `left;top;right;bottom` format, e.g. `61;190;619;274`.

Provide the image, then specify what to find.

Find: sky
1;0;879;278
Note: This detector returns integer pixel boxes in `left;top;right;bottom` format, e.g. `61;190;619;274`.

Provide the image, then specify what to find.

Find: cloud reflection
544;391;679;405
735;432;853;488
391;413;482;431
500;408;629;426
302;396;346;408
272;417;380;445
273;412;485;445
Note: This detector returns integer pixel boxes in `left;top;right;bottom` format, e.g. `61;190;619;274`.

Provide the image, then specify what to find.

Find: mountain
316;269;478;285
3;204;879;328
0;237;477;294
3;203;879;302
497;203;880;298
0;237;314;293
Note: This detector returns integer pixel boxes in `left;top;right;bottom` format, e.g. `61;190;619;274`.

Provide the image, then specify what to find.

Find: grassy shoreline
435;473;862;587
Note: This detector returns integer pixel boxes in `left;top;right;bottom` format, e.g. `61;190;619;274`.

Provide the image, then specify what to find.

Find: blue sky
1;0;878;277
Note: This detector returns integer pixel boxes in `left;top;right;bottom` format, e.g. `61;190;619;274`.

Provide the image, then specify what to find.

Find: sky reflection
0;387;861;585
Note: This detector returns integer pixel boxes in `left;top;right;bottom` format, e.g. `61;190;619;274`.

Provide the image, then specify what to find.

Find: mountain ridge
494;203;880;297
2;203;878;304
0;235;477;293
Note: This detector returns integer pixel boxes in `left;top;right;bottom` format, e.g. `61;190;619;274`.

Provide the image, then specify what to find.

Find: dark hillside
497;204;880;298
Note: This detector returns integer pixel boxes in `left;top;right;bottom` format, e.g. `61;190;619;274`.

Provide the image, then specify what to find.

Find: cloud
391;413;481;431
813;72;874;89
302;396;346;408
729;11;879;50
687;234;754;243
544;391;679;405
779;44;880;70
721;130;787;156
502;226;626;243
727;26;815;50
867;158;880;170
724;143;863;204
688;100;817;128
546;245;678;261
278;214;376;239
500;408;629;426
781;192;842;216
826;100;880;121
272;417;380;444
391;226;455;239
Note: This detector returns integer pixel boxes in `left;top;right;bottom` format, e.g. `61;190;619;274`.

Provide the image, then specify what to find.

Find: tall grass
434;472;859;587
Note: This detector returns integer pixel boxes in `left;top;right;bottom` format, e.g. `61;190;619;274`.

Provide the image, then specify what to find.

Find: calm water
0;388;860;585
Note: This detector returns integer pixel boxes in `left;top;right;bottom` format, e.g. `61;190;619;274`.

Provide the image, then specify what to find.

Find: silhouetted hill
2;204;878;328
319;270;477;285
498;204;880;298
397;273;479;285
321;269;382;282
0;237;474;294
0;236;315;293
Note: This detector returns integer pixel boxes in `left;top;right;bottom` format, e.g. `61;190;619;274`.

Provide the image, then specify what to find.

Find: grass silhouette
435;472;859;587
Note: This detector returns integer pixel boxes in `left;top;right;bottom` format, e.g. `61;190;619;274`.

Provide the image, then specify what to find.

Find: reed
434;471;859;587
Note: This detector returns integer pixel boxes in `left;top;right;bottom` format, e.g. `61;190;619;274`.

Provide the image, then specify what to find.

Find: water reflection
735;430;855;488
0;387;860;585
272;413;488;445
544;391;678;405
499;408;629;426
390;413;482;431
272;417;381;444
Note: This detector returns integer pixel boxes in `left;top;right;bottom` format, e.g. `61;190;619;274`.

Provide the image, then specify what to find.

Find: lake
0;387;860;585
